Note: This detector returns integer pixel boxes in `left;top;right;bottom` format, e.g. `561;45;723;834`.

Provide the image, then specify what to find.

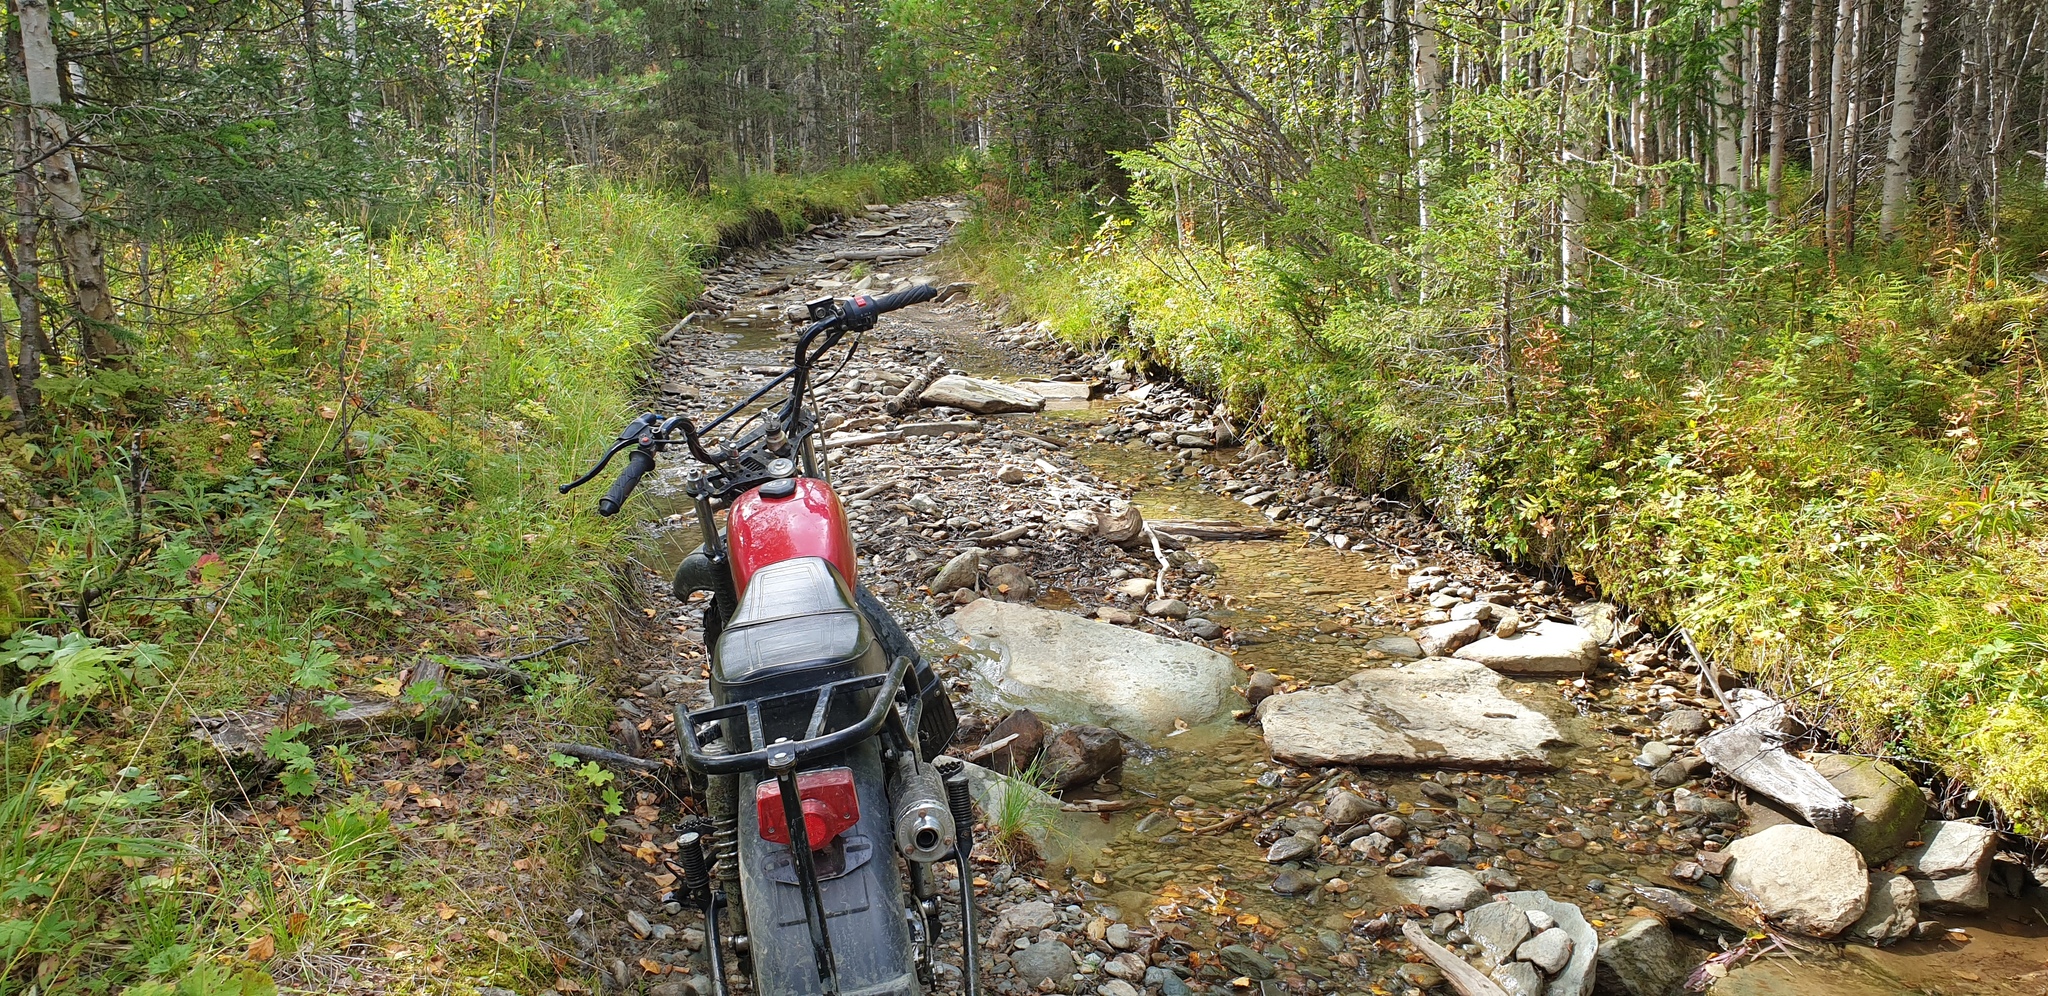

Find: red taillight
755;767;860;850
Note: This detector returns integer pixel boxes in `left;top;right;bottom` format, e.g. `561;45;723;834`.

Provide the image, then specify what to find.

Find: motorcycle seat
716;557;874;683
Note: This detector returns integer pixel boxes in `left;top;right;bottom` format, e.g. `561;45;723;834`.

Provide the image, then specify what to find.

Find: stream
595;198;2048;996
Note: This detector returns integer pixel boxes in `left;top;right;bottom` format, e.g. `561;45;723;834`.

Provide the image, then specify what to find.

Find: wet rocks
1593;918;1689;996
1244;670;1281;706
1012;379;1092;400
1145;598;1190;619
980;709;1046;775
1454;620;1601;674
1810;753;1925;862
1265;832;1320;863
1899;819;1999;913
1184;617;1223;640
919;374;1045;414
1389;867;1490;911
1367;635;1424;659
1218;943;1275;979
1324;790;1377;828
1658;708;1711;738
950;599;1240;738
1724;824;1869;936
1042;724;1123;788
1256;657;1567;770
1849;871;1920;946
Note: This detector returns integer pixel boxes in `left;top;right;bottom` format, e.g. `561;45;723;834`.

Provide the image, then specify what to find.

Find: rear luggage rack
678;654;912;776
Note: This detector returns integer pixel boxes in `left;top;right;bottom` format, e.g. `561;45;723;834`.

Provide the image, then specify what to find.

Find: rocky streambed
569;198;2048;996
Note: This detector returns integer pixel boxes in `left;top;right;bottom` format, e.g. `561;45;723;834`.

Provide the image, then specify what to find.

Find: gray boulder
1593;917;1688;996
1367;635;1424;659
920;375;1046;414
1042;724;1123;788
1810;753;1926;862
1388;867;1490;911
1848;871;1919;947
1454;620;1601;674
1416;619;1484;657
1516;927;1574;973
1011;939;1076;989
1900;819;1999;913
929;550;980;593
1465;900;1531;966
1012;380;1091;400
985;562;1037;601
1724;824;1869;937
1256;657;1567;770
950;599;1240;738
1497;891;1598;996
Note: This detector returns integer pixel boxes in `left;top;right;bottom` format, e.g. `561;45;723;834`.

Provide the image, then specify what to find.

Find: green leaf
601;787;624;816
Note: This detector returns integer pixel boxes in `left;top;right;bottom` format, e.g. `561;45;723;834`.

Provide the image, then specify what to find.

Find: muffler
889;753;955;863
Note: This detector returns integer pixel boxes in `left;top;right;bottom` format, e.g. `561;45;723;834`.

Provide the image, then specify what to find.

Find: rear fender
736;742;918;996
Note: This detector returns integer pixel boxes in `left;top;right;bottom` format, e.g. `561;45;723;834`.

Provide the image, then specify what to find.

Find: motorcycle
561;285;981;996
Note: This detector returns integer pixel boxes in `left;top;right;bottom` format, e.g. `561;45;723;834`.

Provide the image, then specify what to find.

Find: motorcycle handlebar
841;284;937;325
597;448;655;516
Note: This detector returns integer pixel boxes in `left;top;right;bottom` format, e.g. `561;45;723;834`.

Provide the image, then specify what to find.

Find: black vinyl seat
716;557;874;684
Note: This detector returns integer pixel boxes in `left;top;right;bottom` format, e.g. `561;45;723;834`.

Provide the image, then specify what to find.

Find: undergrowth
0;156;974;995
955;177;2048;837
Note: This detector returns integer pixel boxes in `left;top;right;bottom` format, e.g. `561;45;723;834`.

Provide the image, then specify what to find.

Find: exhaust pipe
890;754;955;863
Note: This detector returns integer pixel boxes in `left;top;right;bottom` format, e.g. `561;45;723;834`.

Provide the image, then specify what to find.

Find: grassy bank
0;157;972;995
954;183;2048;836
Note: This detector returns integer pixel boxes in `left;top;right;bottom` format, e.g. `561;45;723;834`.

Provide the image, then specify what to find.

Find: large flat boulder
1454;620;1600;674
1724;824;1869;937
1899;819;1999;912
949;599;1239;738
920;375;1045;414
1810;752;1925;862
1255;657;1567;770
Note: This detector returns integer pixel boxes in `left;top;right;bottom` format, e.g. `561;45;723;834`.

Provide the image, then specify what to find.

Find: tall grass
955;182;2048;835
0;157;976;994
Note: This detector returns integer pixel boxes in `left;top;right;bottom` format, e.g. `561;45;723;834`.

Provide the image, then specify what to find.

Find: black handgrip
597;448;654;516
842;283;938;324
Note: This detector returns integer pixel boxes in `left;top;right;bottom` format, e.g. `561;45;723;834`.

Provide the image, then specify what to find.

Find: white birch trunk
1878;0;1928;235
17;0;117;360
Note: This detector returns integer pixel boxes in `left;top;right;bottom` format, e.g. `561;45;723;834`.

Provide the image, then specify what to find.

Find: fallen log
1695;720;1855;834
1145;518;1287;541
544;742;667;774
885;361;946;415
1401;920;1509;996
190;658;462;762
823;430;903;449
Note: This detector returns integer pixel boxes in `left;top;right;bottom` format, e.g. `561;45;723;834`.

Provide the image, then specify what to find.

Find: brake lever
559;437;636;494
561;414;662;493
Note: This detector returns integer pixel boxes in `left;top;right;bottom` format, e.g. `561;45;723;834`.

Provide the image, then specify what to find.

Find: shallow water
652;252;2048;996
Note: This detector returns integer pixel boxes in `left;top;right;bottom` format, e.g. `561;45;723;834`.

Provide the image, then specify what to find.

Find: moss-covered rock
1812;753;1927;863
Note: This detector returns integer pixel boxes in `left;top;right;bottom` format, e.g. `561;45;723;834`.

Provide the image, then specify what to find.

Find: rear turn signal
755;767;860;850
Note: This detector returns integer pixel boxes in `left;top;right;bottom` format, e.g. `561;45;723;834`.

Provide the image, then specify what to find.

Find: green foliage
962;178;2048;834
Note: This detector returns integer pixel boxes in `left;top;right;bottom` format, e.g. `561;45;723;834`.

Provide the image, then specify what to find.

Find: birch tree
1880;0;1930;235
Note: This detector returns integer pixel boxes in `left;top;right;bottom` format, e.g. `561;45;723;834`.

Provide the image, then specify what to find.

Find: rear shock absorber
940;760;981;996
700;739;745;941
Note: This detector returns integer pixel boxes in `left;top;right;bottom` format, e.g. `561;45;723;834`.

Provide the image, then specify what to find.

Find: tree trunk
1768;0;1797;215
17;0;118;362
1561;0;1593;325
1879;0;1929;236
1715;0;1746;200
1412;0;1443;235
5;49;42;418
1835;0;1867;249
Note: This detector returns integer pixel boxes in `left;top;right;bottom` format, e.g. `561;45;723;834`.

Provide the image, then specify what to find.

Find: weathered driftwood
190;658;461;762
884;361;946;415
544;742;666;774
977;523;1032;545
446;636;590;689
1145;518;1287;542
1401;920;1509;996
823;430;903;450
816;245;933;264
1696;720;1855;833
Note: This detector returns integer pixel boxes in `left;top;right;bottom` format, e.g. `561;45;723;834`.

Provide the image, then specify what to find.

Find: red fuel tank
726;477;858;593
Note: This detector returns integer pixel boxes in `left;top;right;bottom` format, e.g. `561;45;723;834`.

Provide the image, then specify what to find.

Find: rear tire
854;584;958;759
